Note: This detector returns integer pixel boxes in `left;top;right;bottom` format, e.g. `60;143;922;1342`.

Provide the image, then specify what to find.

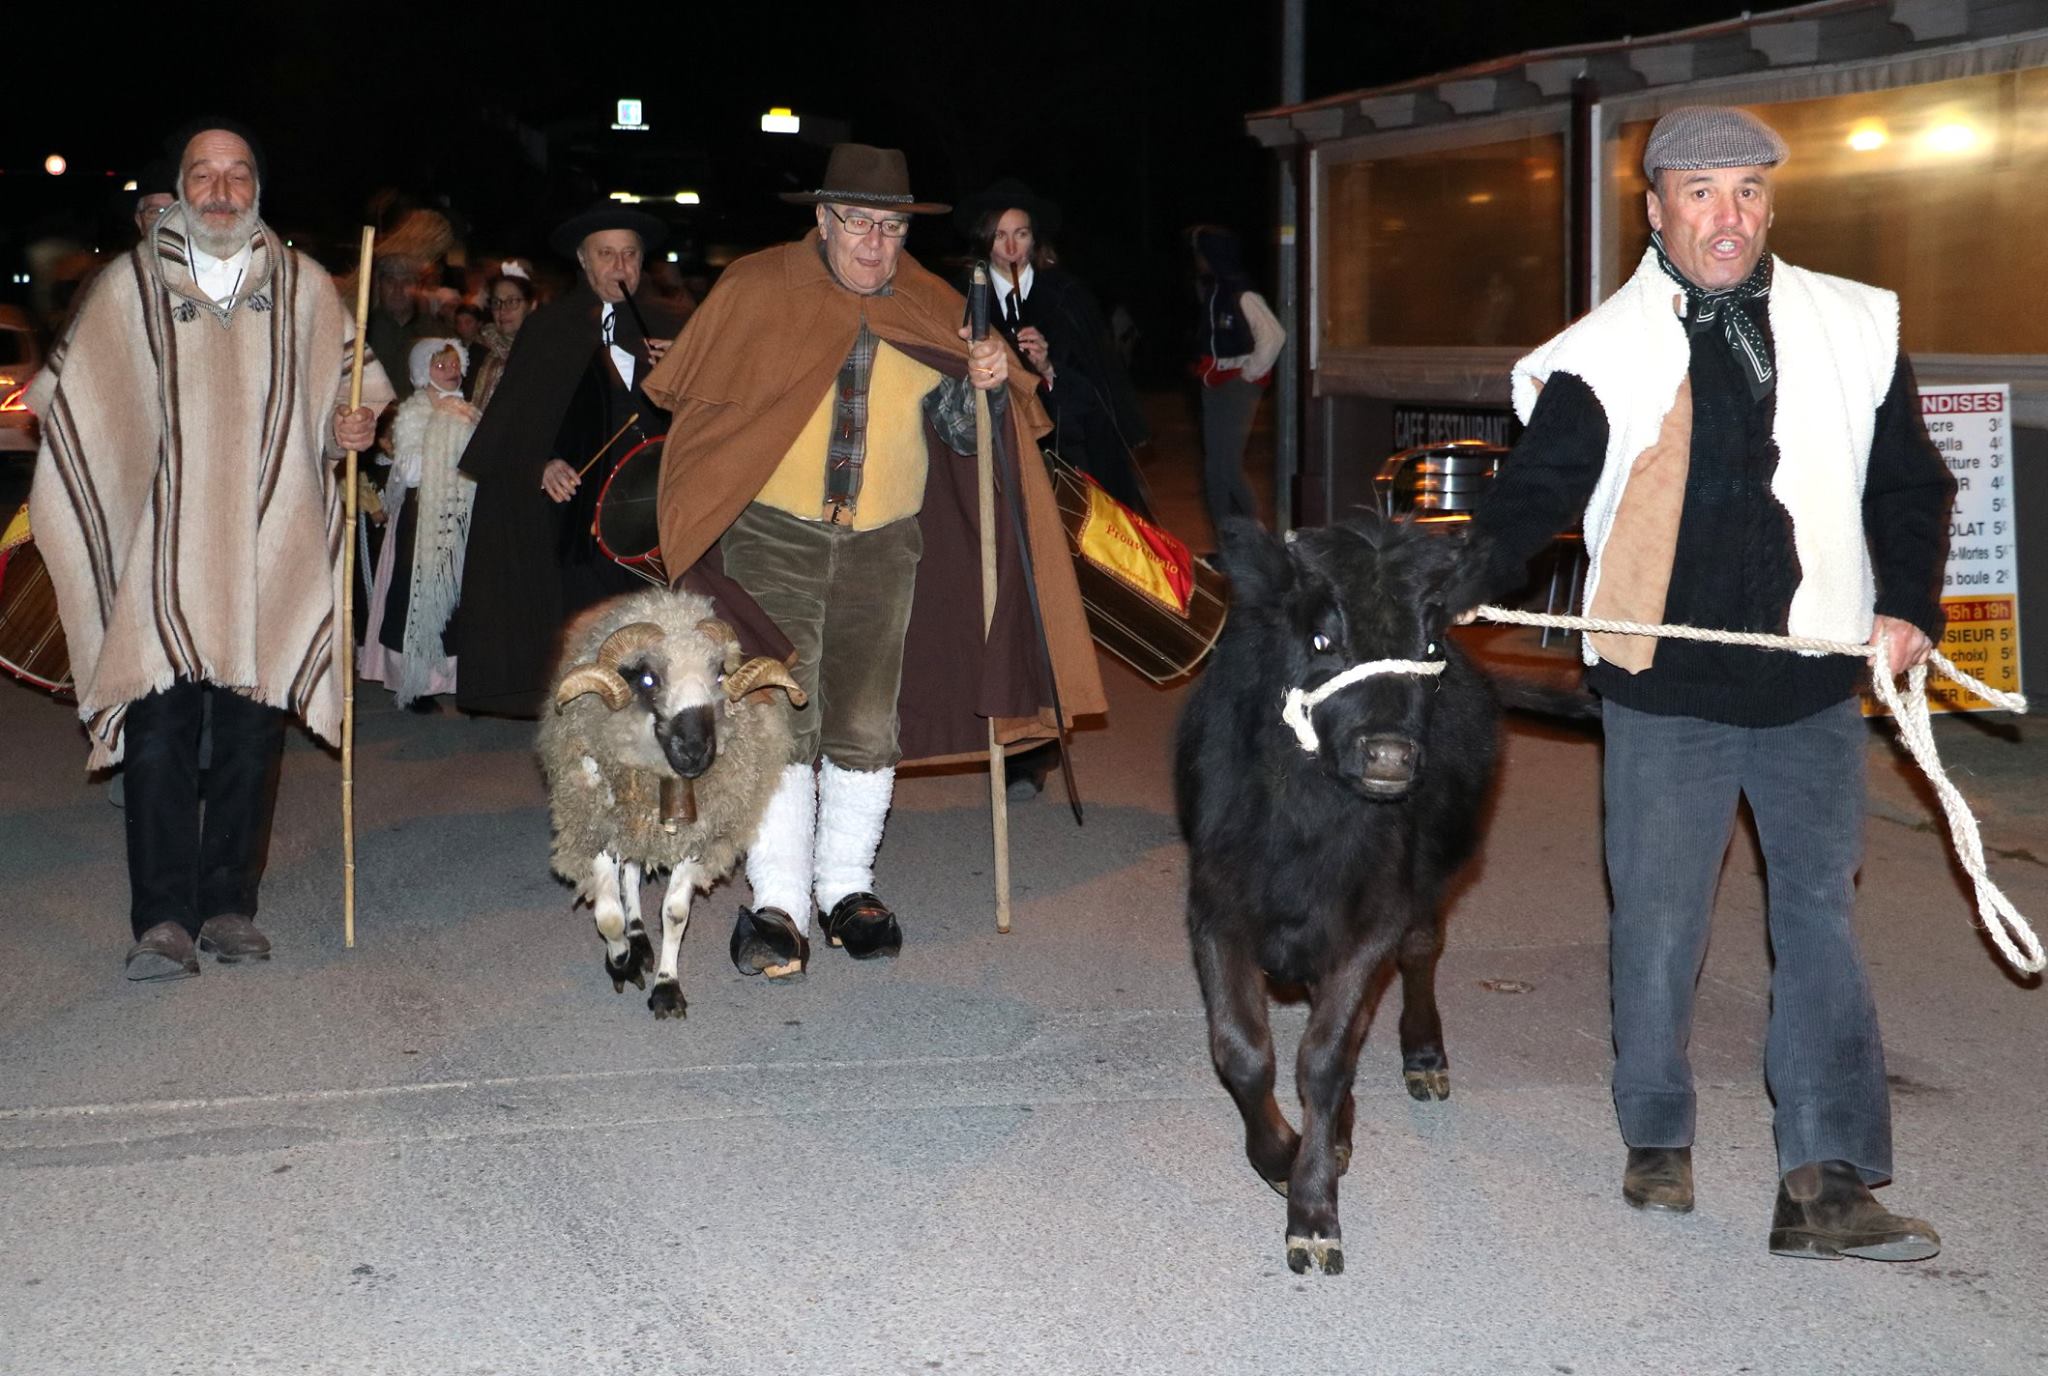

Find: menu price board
1896;384;2021;714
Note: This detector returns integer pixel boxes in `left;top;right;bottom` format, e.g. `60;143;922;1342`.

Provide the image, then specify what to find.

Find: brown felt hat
778;144;950;215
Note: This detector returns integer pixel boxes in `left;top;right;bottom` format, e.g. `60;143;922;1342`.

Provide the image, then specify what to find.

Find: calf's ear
1216;517;1293;604
1442;524;1499;616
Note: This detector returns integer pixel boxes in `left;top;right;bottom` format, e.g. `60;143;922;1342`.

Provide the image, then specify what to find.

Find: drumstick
575;413;641;480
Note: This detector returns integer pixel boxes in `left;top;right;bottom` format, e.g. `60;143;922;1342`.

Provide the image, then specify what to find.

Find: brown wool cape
26;210;393;767
643;232;1106;765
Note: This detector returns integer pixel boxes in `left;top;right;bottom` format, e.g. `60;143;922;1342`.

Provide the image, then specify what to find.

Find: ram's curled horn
556;665;633;711
695;618;743;672
596;621;665;670
725;656;808;707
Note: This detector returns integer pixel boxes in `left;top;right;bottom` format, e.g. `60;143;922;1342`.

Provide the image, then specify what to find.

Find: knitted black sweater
1474;328;1955;727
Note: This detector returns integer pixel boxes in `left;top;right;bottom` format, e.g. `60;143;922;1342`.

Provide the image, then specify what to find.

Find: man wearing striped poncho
26;121;390;981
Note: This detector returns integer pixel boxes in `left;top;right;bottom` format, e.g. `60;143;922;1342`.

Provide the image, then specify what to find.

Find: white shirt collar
190;239;254;305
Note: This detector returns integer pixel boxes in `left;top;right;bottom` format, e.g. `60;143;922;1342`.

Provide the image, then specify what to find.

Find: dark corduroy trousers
1602;697;1893;1183
123;680;288;940
719;503;922;772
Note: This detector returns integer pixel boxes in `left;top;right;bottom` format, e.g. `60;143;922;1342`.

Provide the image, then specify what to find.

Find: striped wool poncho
27;208;392;766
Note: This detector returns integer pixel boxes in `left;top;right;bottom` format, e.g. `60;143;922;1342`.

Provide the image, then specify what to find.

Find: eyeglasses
487;296;527;309
824;205;911;238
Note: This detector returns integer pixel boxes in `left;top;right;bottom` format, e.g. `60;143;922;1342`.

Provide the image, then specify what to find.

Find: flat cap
1643;106;1788;182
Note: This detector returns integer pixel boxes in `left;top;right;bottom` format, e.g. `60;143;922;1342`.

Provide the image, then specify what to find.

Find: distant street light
44;154;66;176
673;191;700;205
761;107;801;135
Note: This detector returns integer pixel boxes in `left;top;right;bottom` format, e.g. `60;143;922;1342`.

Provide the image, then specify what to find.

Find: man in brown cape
643;144;1104;978
28;120;389;979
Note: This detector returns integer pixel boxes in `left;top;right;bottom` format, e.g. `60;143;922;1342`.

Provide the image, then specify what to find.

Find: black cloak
454;281;682;717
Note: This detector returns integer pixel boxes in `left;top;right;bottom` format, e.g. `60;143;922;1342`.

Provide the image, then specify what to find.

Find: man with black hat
1474;107;1954;1260
454;203;684;717
642;144;1104;979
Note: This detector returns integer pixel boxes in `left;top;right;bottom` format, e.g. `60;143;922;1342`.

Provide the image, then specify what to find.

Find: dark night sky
5;0;1789;360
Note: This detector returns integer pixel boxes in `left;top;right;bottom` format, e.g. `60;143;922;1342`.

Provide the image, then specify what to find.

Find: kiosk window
1610;68;2048;355
1323;133;1567;350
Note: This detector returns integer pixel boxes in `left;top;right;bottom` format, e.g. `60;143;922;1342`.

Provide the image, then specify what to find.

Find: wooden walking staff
340;226;375;948
969;264;1013;934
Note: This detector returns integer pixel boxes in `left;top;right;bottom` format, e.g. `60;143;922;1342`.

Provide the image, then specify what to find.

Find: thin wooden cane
341;226;375;948
977;382;1011;935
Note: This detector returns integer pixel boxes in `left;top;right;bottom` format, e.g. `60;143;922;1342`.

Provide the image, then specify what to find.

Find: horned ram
538;587;806;1019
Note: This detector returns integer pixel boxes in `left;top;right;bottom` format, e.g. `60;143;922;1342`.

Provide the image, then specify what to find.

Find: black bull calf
1175;514;1502;1276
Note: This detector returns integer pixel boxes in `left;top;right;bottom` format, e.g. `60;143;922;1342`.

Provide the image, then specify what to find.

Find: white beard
180;192;261;259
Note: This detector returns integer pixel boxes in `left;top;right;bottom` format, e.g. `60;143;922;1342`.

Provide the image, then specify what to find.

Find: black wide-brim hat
549;202;669;258
778;144;950;215
954;177;1062;238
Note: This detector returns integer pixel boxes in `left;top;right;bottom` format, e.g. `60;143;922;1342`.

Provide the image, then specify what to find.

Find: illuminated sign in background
1876;384;2023;715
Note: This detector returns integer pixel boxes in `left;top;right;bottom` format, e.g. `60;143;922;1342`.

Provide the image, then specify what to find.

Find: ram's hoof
647;981;687;1020
1285;1234;1344;1276
1403;1068;1450;1101
606;930;655;992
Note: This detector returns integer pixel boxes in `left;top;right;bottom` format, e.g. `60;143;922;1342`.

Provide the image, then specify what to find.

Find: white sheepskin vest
1511;249;1899;665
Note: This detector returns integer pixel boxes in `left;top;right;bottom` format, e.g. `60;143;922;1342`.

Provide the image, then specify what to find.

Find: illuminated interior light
44;154;67;176
761;107;801;135
1465;192;1494;205
1846;119;1888;152
1925;122;1977;154
674;191;700;205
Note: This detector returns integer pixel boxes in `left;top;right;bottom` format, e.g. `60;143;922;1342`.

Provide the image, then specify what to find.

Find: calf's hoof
647;981;687;1020
1285;1234;1344;1276
1403;1068;1451;1101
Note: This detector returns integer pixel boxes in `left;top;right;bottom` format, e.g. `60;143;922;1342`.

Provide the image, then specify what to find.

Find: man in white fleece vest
1474;107;1954;1262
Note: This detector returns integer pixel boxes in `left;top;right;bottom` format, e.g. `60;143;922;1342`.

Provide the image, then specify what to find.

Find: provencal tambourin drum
593;434;668;585
0;506;72;696
1048;459;1227;685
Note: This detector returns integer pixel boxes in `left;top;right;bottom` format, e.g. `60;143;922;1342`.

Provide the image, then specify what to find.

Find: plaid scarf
1651;231;1775;402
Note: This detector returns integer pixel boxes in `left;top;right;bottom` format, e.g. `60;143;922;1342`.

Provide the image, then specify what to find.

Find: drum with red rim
592;434;667;585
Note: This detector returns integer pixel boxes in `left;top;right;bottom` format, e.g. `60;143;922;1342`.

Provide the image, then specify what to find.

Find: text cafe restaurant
1250;0;2046;704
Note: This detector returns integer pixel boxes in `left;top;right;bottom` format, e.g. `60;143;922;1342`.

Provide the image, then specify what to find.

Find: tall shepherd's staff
340;227;375;948
967;264;1083;934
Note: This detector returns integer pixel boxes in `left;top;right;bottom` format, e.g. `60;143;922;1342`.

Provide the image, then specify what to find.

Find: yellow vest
755;341;941;529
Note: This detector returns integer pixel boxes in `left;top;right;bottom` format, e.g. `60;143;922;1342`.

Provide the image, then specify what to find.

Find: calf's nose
1345;732;1420;788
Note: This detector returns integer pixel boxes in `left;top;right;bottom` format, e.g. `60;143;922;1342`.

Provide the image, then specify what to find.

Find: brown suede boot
1769;1160;1940;1262
1621;1146;1694;1212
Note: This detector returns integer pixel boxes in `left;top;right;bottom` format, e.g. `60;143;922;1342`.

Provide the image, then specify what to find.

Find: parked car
0;306;44;456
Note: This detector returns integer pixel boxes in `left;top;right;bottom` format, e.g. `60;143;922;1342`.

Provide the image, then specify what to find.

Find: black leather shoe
730;906;808;979
821;892;902;960
197;914;272;963
1769;1160;1940;1262
1622;1146;1694;1213
126;921;201;981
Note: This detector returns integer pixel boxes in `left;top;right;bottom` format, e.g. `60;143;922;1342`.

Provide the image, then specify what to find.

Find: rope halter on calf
1281;657;1447;755
1466;604;2042;976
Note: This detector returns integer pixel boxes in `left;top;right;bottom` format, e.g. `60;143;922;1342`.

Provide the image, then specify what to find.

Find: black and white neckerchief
1651;230;1775;403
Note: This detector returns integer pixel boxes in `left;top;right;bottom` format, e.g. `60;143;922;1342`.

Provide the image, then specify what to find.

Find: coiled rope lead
1469;604;2042;976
